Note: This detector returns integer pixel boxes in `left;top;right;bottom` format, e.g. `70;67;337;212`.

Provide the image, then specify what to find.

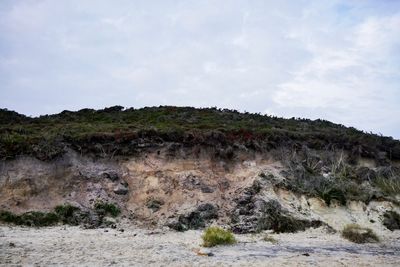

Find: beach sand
1;225;399;267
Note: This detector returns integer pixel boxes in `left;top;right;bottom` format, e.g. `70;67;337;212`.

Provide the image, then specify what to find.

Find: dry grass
375;177;400;196
341;224;379;243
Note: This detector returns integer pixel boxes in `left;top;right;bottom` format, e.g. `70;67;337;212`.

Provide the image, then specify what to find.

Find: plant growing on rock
341;224;379;243
54;204;82;225
202;227;236;247
94;201;121;217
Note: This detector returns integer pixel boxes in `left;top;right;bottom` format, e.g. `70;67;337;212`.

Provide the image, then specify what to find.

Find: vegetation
277;149;389;205
202;227;237;247
94;201;121;217
0;204;82;227
382;211;400;231
257;210;322;234
0;210;59;227
0;202;121;227
341;224;379;243
0;106;399;161
54;204;82;225
374;177;400;196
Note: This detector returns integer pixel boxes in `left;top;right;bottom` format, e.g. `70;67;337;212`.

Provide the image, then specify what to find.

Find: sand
1;225;399;267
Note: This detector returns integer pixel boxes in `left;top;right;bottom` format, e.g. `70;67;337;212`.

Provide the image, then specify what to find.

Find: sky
0;0;399;139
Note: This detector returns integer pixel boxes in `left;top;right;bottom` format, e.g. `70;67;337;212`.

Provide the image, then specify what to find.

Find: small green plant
94;201;121;217
342;224;379;243
202;227;236;247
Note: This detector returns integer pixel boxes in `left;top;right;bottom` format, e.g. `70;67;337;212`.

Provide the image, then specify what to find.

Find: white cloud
0;0;399;138
273;9;400;137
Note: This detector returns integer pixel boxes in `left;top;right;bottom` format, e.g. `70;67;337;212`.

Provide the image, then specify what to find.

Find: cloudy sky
0;0;399;138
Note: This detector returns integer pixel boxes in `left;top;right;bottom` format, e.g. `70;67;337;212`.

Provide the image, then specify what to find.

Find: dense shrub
0;210;59;227
341;224;379;243
202;227;236;247
1;106;399;161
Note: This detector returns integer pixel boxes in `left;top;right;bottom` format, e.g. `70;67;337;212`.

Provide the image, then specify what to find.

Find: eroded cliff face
0;148;270;222
0;147;399;234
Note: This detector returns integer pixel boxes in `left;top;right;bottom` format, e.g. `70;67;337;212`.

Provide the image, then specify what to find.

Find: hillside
0;106;399;235
1;106;399;161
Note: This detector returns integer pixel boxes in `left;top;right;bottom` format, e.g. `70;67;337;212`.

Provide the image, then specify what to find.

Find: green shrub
54;204;81;225
202;227;236;247
94;202;121;217
0;211;18;223
0;210;59;227
318;186;346;206
342;224;379;243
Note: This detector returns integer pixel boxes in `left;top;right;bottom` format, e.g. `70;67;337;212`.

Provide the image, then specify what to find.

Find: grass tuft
341;224;379;243
202;227;236;247
374;177;400;196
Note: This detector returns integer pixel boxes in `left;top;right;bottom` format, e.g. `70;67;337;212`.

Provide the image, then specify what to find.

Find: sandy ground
1;225;399;267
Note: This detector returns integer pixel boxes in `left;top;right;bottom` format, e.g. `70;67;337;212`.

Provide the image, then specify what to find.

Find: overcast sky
0;0;399;139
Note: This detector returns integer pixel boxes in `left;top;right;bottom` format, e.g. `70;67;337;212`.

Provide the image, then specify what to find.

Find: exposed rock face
0;152;124;213
113;183;129;195
103;171;120;182
230;180;323;234
167;203;218;231
0;147;399;234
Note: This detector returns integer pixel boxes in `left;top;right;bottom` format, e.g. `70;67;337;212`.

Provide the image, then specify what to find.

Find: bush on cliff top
1;106;399;161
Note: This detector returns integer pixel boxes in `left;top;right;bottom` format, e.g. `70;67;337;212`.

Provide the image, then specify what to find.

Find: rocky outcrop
230;180;324;234
113;183;129;195
167;203;218;231
0;145;399;233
